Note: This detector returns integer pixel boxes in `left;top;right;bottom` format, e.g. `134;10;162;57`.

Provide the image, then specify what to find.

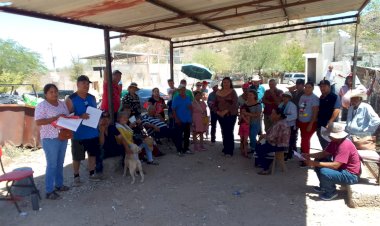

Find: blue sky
0;12;119;70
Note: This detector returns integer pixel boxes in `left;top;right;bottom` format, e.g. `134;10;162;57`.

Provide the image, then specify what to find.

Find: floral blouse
122;93;141;116
266;119;290;147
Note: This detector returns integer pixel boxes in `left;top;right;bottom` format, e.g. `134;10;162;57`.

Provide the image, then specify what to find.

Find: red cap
202;81;209;84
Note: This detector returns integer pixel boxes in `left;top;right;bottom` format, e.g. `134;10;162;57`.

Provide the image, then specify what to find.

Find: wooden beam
358;0;371;14
279;0;289;22
146;0;224;33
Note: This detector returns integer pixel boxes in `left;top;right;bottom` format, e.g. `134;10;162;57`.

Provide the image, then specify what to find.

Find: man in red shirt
303;122;360;201
262;79;283;132
100;70;122;113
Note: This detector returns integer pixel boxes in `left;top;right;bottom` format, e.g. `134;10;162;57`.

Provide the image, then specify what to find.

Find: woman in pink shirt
35;84;70;200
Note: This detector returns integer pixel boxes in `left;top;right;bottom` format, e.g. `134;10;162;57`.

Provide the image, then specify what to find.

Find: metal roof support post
104;29;114;123
352;16;360;89
170;41;174;80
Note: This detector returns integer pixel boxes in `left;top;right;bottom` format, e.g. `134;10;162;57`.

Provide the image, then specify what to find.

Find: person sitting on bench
303;122;361;201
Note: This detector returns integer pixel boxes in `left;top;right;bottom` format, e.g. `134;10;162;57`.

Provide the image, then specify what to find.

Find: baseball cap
112;70;122;75
178;84;186;89
77;75;92;83
318;79;330;86
296;79;305;85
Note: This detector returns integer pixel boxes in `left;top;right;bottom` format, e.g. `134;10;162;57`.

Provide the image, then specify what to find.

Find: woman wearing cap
256;108;290;175
35;84;70;200
148;87;167;120
279;91;298;160
215;77;238;157
345;89;380;150
122;82;142;117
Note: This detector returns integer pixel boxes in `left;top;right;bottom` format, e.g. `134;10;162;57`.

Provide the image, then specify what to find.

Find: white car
283;73;306;84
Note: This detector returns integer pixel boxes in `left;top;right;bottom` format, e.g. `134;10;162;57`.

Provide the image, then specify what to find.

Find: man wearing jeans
303;122;360;201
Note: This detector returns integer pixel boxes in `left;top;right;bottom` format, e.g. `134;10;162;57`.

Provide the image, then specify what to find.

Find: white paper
259;138;266;145
129;115;136;123
293;151;306;161
82;106;102;128
56;117;82;132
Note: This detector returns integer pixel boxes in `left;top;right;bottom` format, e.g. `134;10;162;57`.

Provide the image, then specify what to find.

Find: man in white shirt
324;65;337;94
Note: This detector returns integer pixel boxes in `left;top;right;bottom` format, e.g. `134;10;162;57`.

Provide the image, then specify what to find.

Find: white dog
123;143;144;184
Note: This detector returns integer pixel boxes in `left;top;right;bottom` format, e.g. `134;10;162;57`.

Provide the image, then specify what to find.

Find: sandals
46;191;61;200
55;185;70;192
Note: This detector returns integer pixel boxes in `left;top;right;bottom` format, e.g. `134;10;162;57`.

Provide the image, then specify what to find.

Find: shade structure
181;64;213;80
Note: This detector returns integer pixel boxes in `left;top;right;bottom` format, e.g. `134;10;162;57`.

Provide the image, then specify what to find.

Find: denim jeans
42;138;68;193
249;121;261;151
218;115;237;156
315;167;359;195
96;147;105;174
140;143;153;162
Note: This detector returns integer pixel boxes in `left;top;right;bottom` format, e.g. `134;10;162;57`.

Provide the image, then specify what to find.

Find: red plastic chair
0;146;40;213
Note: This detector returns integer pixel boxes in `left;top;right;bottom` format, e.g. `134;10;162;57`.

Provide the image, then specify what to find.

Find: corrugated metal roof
0;0;369;41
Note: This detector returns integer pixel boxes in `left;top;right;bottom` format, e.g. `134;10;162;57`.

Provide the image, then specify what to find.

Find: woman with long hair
215;77;238;157
35;84;70;199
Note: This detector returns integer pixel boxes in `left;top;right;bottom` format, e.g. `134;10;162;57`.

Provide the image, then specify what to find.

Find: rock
348;183;380;207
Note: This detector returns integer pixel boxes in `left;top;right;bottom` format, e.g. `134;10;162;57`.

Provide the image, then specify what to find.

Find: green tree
280;42;305;72
232;35;284;76
69;56;84;81
191;49;231;74
0;39;47;92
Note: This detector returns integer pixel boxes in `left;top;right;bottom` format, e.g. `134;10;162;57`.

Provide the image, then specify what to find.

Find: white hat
252;75;261;81
286;81;296;88
282;91;293;98
349;88;367;99
321;122;348;140
178;84;186;89
210;81;219;88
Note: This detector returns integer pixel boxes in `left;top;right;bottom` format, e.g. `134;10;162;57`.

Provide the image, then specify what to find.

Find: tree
280;42;305;72
0;39;47;92
69;56;84;82
232;35;284;76
191;49;231;74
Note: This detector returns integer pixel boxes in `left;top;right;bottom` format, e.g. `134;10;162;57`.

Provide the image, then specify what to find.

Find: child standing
192;91;208;151
238;106;250;158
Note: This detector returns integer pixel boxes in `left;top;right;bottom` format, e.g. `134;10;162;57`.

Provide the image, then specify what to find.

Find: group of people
35;68;380;202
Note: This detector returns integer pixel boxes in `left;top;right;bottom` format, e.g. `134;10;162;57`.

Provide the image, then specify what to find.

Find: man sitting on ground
303;122;360;201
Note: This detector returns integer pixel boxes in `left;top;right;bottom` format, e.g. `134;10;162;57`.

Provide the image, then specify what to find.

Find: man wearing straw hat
303;122;360;201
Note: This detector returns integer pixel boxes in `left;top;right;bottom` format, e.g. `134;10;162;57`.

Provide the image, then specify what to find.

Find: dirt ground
1;125;380;226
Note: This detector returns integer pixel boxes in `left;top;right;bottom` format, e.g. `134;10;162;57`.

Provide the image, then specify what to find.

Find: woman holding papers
35;84;70;200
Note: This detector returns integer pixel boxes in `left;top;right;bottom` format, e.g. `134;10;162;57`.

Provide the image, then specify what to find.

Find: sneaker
147;161;159;165
177;152;184;157
185;150;194;155
46;191;61;200
313;186;325;193
89;174;102;182
55;185;70;192
319;192;338;201
73;176;82;187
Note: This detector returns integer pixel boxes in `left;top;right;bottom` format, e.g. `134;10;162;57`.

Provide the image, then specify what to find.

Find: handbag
352;135;376;150
58;128;73;140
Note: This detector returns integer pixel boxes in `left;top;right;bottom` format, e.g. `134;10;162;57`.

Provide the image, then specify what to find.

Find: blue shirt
346;102;380;137
172;95;192;123
69;93;99;140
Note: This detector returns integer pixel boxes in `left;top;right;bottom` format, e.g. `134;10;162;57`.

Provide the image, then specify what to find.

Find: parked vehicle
282;73;306;84
120;88;169;107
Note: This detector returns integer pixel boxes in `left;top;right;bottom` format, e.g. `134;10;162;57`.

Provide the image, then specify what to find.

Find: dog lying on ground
123;143;144;184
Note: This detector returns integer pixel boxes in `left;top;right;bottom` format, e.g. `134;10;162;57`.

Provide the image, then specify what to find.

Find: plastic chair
0;146;41;213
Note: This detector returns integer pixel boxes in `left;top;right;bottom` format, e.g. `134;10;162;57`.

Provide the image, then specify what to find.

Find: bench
357;150;380;185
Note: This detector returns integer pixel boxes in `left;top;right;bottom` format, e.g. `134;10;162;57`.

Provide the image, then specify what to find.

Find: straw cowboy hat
321;122;348;140
210;81;219;88
349;88;367;99
282;91;293;98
